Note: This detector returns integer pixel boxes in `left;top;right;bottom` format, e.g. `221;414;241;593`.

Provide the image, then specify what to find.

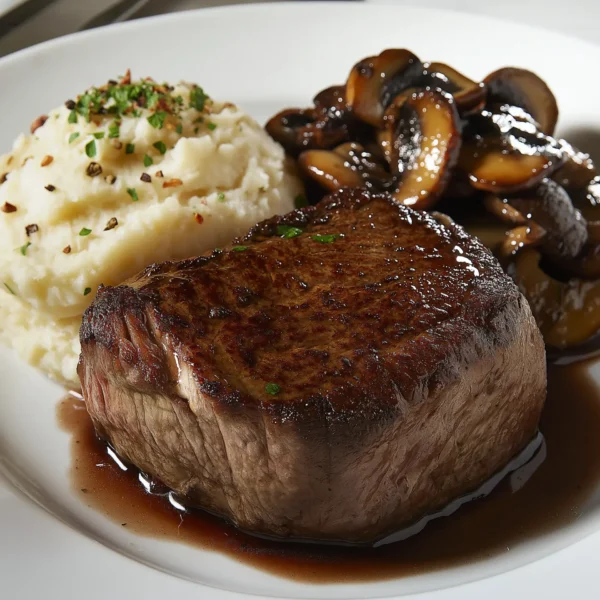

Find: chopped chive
4;282;15;295
143;154;153;167
153;141;167;155
125;143;135;154
68;132;80;144
294;194;308;208
207;122;217;131
68;110;77;124
312;234;340;244
79;227;92;236
277;225;303;239
108;122;120;138
265;383;281;395
232;245;249;252
19;241;32;256
93;132;105;139
147;111;166;129
127;187;139;202
83;287;92;296
85;140;96;158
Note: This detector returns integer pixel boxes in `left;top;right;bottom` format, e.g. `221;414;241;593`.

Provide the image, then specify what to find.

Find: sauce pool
57;360;600;583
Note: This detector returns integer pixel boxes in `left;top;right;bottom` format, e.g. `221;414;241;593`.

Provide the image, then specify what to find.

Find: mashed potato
0;74;302;386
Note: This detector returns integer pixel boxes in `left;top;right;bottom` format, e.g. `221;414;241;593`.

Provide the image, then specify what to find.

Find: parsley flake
125;143;135;154
153;141;167;155
108;122;120;138
147;111;166;129
68;110;78;124
19;241;32;256
127;187;139;202
84;287;92;296
265;383;281;395
190;86;209;112
217;192;226;202
312;234;340;244
68;132;80;144
93;132;105;139
143;154;153;167
85;140;96;158
277;225;303;239
175;123;183;135
207;122;217;131
232;246;249;252
4;282;15;295
79;227;92;236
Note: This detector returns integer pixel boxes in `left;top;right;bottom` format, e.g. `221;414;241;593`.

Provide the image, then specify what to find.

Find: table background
0;0;599;58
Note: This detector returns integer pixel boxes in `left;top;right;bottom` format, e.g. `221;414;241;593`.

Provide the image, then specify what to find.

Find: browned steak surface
79;188;546;544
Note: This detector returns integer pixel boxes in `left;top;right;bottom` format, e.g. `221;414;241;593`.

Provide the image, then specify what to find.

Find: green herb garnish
190;86;208;112
68;132;80;144
19;242;31;256
79;227;92;236
207;122;217;131
294;194;308;208
127;187;139;202
68;110;78;124
93;132;105;139
125;143;135;154
4;282;15;295
153;141;167;155
83;287;92;296
217;192;226;202
312;234;340;244
85;140;96;158
277;225;302;239
147;111;166;129
232;246;249;252
175;123;183;134
143;154;153;167
265;383;281;396
108;122;120;138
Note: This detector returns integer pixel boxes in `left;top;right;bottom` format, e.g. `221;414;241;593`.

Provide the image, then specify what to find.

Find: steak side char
78;188;546;545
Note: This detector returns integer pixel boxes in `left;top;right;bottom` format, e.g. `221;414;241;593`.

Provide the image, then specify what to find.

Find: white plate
2;2;600;599
0;0;26;18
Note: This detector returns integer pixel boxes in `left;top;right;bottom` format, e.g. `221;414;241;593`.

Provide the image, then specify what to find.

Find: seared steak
78;188;546;545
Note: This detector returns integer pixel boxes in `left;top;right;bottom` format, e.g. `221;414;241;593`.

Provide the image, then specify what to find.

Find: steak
78;188;546;545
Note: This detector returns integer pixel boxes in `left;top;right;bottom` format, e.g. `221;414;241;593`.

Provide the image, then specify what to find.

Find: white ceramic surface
2;3;600;598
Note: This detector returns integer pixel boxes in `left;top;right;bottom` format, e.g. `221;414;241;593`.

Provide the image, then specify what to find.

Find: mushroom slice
509;249;600;348
346;49;423;127
386;89;461;209
553;139;598;190
298;143;393;192
483;194;528;225
569;175;600;221
506;179;588;260
424;62;487;114
458;106;564;193
497;222;546;262
484;67;559;135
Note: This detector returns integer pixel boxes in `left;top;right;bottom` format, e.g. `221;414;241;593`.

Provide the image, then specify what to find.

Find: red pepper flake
155;170;164;178
25;224;39;236
1;202;16;213
30;115;48;134
63;245;72;254
195;213;204;225
163;178;182;188
40;155;54;167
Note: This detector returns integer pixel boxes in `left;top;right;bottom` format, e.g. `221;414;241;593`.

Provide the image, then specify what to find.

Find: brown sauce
57;360;600;583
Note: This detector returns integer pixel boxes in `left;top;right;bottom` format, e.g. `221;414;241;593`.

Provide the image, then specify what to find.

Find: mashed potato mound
0;76;301;386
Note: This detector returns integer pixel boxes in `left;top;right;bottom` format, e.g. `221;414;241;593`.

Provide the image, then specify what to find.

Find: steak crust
79;188;546;544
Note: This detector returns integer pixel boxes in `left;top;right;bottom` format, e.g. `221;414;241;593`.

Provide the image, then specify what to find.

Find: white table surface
0;0;598;59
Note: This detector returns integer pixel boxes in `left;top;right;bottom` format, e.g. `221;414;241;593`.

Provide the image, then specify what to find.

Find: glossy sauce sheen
58;361;600;584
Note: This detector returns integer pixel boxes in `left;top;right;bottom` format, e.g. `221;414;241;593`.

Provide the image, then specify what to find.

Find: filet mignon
78;188;546;545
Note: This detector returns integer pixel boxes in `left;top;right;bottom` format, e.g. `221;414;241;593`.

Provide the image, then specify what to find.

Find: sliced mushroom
346;49;423;127
423;62;487;114
386;89;462;209
553;139;597;190
458;106;564;193
298;142;394;192
509;249;600;348
484;67;559;135
569;175;600;221
483;194;528;225
497;222;546;262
